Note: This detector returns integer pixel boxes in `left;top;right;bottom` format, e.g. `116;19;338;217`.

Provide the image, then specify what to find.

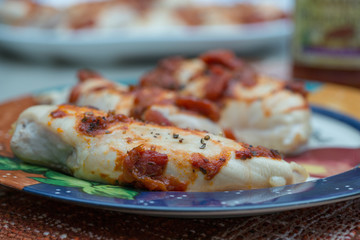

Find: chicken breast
140;50;312;154
10;104;308;192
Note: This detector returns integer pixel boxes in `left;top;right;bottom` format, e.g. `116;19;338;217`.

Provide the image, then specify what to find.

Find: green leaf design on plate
0;157;48;173
82;185;138;199
0;156;139;200
0;157;20;170
39;170;92;188
19;162;49;174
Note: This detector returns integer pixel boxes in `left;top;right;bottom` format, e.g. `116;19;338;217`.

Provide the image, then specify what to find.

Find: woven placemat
0;186;359;239
0;97;359;240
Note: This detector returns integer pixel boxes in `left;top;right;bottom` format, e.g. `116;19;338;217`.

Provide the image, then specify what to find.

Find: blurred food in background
0;0;293;63
0;0;288;30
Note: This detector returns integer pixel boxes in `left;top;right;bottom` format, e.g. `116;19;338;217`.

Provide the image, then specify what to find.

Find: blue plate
1;105;359;218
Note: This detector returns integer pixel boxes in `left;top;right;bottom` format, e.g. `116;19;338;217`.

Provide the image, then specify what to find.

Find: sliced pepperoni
77;69;102;82
122;145;186;191
175;96;220;122
191;153;227;180
200;50;257;100
69;84;81;103
143;109;173;126
200;49;244;70
223;128;237;141
130;88;174;119
204;65;232;100
235;144;282;160
140;57;184;90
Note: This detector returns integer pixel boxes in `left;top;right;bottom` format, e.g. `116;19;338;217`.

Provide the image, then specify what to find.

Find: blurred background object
292;0;360;88
0;0;289;29
0;0;293;64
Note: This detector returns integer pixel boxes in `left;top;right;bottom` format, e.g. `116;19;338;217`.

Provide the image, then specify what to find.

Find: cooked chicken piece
69;70;222;134
0;0;287;30
140;50;311;154
10;104;308;192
